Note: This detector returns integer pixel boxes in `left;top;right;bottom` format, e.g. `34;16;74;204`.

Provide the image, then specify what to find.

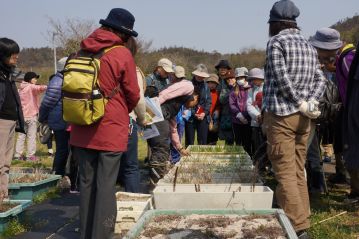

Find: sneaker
70;185;80;194
323;156;332;163
27;156;38;161
343;193;359;204
297;230;311;239
14;155;26;160
69;189;80;194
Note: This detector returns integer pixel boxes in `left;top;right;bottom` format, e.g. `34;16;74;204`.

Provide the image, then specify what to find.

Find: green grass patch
308;187;359;239
0;218;27;238
33;187;61;204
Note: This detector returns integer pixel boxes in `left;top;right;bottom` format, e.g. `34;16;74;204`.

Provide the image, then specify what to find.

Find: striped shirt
263;28;326;116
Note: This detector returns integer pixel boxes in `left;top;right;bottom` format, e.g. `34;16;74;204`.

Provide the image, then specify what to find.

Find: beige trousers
0;119;16;199
264;112;311;231
15;116;37;157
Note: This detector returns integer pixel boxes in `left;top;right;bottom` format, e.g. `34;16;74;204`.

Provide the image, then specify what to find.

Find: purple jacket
229;86;251;124
336;44;356;105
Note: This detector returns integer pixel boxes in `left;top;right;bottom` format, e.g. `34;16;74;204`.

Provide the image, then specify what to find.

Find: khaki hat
206;73;219;84
57;57;68;71
192;64;210;78
174;66;185;78
158;58;174;73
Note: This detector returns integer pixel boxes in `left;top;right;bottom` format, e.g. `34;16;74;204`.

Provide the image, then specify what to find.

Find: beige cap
174;66;185;78
206;73;219;84
192;64;210;78
57;57;68;71
157;58;174;73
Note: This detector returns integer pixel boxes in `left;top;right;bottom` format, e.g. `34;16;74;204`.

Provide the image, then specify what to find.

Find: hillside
331;14;359;45
136;47;265;76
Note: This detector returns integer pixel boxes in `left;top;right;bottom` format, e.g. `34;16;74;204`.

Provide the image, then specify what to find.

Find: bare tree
47;17;97;56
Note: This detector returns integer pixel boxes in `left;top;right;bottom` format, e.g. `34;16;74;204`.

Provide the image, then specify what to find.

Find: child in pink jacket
14;72;47;161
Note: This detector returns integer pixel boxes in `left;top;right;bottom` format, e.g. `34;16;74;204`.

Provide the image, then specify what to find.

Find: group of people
0;0;359;238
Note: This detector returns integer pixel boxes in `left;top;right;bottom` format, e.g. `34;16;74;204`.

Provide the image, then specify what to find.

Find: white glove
236;112;248;124
298;100;321;119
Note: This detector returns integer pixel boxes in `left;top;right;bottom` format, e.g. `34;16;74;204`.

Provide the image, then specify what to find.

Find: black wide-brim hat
100;8;138;37
215;59;232;70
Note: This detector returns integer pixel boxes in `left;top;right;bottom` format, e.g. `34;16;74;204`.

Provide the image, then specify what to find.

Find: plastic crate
115;192;152;234
124;209;298;239
8;173;61;200
0;200;31;233
153;184;273;209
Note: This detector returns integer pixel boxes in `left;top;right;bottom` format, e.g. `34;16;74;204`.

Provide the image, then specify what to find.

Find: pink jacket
18;82;47;118
159;80;194;150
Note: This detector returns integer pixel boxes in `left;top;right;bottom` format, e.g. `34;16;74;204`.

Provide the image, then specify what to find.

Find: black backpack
316;76;341;124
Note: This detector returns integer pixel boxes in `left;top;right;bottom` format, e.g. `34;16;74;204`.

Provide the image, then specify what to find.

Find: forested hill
18;46;266;75
331;14;359;45
136;47;265;75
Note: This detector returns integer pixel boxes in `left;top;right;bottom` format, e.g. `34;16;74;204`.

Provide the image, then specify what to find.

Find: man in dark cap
263;1;326;238
70;8;140;239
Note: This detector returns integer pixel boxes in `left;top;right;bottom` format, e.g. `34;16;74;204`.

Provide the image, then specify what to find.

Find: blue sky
1;0;358;53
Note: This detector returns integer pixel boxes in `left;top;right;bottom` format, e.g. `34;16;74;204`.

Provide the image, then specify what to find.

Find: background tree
47;17;96;56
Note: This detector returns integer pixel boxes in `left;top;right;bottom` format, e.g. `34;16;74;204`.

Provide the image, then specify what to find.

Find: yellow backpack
62;46;122;125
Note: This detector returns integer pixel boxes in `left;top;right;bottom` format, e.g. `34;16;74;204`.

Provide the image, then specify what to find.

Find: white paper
139;124;160;140
144;97;164;125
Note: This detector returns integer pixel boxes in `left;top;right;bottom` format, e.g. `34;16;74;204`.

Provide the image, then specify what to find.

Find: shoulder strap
338;47;356;77
100;45;125;99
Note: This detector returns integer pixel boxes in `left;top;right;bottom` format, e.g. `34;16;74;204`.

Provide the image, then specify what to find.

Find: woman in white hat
246;68;265;156
229;67;253;155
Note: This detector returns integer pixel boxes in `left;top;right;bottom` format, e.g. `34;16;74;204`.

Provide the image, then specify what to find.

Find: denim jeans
53;130;70;176
119;123;140;193
306;131;325;191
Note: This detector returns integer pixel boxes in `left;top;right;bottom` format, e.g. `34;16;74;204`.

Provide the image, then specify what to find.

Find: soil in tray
116;194;150;202
0;202;19;213
10;174;49;183
137;214;286;239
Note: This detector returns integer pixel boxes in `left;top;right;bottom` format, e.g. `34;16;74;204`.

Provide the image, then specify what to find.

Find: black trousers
184;119;209;146
73;147;122;239
147;120;170;180
207;131;219;145
252;127;265;156
233;123;253;156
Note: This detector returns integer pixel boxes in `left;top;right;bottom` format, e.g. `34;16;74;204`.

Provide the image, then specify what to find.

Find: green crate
0;200;31;233
124;209;298;239
8;174;61;200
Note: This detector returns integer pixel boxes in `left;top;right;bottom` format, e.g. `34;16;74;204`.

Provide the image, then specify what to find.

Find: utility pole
53;32;58;73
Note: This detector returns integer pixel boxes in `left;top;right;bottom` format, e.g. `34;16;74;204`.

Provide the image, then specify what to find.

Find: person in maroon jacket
70;8;140;239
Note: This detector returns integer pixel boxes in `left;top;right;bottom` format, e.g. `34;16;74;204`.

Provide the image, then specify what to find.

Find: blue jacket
39;72;67;130
190;78;212;123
